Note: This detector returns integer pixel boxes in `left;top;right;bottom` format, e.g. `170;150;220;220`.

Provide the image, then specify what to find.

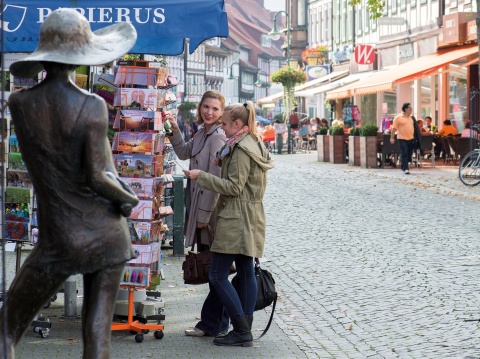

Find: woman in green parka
184;101;274;347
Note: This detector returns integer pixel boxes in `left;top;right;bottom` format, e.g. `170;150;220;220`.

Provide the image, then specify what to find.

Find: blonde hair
224;101;260;140
195;90;226;125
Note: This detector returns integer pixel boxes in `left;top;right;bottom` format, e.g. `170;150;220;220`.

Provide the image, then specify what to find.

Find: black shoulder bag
231;258;277;340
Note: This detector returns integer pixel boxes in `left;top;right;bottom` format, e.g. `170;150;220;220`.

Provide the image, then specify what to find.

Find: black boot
246;315;253;331
213;316;253;347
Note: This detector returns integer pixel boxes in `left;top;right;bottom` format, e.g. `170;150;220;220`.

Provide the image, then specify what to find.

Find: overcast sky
264;0;285;11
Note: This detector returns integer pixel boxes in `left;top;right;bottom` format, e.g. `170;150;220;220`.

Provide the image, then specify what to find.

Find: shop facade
325;14;478;133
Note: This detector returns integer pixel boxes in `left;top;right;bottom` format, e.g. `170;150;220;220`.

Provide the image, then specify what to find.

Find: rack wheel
129;330;138;335
39;329;49;338
33;327;40;333
153;330;164;340
134;333;144;343
142;329;149;334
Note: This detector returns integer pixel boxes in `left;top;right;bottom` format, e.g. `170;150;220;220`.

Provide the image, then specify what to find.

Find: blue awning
256;116;272;126
1;0;229;55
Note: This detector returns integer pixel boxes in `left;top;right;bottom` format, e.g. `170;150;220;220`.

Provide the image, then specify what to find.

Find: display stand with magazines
109;61;179;343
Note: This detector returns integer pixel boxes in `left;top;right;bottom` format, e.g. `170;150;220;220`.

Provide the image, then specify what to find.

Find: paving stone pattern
264;154;480;358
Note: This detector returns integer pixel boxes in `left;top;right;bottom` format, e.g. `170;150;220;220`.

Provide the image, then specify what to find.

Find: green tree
348;0;384;19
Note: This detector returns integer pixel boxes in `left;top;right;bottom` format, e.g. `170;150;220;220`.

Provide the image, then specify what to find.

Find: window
401;0;406;11
383;0;389;16
411;0;417;8
297;0;306;26
261;34;271;47
336;1;341;44
392;0;397;14
357;7;363;36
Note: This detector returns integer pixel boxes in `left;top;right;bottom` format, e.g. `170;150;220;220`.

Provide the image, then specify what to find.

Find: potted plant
348;127;361;166
359;123;379;168
328;125;346;164
316;126;329;162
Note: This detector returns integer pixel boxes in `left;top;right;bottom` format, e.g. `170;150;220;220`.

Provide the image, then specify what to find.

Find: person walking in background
289;109;300;130
166;90;229;338
390;103;419;174
183;101;274;347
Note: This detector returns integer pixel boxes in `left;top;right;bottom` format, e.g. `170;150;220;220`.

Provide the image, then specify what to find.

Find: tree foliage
348;0;384;19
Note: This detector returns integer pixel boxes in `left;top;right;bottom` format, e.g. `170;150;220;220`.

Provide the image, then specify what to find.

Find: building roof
224;1;285;66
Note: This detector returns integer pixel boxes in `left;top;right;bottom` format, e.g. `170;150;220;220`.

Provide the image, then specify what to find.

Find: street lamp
228;62;240;80
269;10;293;153
255;70;269;88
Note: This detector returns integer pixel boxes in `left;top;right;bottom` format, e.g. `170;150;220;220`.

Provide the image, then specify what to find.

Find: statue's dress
9;84;134;275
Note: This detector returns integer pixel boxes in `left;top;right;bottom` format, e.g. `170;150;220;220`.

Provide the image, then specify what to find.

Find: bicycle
458;125;480;186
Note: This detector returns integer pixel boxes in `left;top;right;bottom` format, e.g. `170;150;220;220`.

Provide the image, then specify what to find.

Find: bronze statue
1;9;138;359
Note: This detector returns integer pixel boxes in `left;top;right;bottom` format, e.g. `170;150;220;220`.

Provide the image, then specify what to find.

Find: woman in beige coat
168;90;227;337
184;101;274;347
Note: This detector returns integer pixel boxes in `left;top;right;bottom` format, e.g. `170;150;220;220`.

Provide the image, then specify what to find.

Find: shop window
449;68;467;132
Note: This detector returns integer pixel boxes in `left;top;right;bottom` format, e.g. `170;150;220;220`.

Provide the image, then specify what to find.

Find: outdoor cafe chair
416;135;435;168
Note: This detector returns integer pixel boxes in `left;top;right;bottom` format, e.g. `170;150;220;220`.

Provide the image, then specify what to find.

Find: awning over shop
257;92;284;106
1;0;228;55
326;44;478;100
257;70;349;105
294;69;349;95
296;71;374;98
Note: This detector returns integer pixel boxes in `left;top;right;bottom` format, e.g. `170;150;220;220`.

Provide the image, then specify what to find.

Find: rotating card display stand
109;62;178;343
1;112;52;338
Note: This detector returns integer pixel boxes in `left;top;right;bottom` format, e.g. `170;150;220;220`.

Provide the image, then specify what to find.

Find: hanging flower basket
270;66;307;88
301;45;329;64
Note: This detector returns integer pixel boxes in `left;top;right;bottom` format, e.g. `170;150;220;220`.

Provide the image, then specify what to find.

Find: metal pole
286;6;293;154
183;39;188;102
172;175;185;256
64;275;77;318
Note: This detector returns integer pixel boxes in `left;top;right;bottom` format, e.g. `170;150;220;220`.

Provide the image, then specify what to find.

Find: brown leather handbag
182;226;235;285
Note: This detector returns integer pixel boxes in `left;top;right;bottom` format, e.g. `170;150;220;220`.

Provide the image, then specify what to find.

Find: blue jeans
195;284;229;336
399;139;415;171
209;253;257;319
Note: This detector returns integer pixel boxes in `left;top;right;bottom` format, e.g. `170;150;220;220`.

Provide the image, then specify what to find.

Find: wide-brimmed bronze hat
10;8;137;78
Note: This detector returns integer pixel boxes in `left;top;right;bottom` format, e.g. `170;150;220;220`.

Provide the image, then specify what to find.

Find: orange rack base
111;287;164;343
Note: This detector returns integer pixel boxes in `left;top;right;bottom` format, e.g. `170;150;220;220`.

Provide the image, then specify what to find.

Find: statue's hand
119;203;133;217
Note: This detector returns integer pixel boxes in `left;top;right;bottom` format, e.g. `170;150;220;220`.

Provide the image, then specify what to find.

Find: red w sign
354;45;375;65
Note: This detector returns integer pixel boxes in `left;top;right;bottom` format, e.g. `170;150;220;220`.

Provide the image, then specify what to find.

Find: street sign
354;45;375;65
378;17;405;26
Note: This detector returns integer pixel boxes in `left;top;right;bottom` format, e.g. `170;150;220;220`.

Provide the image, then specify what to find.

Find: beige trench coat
196;133;274;258
170;123;226;248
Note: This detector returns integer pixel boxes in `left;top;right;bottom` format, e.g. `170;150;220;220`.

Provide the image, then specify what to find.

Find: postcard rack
108;61;179;342
2;116;53;338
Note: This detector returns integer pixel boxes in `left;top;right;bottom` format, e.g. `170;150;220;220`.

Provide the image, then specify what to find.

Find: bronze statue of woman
1;9;138;359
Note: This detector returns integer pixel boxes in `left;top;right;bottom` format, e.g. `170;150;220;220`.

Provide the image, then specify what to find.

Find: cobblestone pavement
3;152;480;358
264;153;480;358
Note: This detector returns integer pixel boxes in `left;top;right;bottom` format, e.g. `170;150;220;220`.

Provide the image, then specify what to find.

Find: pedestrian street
263;153;480;358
